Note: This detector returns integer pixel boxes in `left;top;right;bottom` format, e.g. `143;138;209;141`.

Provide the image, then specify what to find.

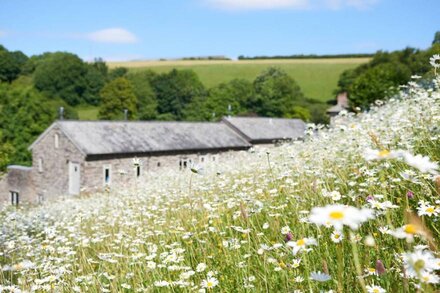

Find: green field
109;58;369;102
78;58;369;120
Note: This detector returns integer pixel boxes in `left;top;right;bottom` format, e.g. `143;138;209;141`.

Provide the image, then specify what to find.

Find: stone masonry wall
6;166;36;204
81;151;238;194
31;125;85;202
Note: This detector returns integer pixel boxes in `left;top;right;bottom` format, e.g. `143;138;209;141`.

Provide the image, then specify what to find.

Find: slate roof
30;121;251;156
222;117;306;143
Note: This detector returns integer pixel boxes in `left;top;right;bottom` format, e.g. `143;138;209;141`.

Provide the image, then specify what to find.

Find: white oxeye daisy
416;201;439;217
310;271;331;282
430;54;440;69
330;231;343;243
363;149;403;161
201;277;219;289
309;204;374;231
281;225;290;235
287;237;317;255
366;284;386;293
402;248;439;279
402;152;438;175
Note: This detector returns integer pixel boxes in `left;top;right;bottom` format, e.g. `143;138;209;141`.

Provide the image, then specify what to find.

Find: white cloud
86;28;138;44
205;0;379;10
206;0;310;10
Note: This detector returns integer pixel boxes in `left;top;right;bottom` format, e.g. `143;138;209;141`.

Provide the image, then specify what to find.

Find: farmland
108;58;370;102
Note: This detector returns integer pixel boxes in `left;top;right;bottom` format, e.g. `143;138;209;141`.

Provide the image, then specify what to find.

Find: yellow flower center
329;211;344;220
404;224;417;234
207;281;213;288
296;239;306;246
373;289;380;293
378;150;390;157
334;234;340;239
426;207;435;213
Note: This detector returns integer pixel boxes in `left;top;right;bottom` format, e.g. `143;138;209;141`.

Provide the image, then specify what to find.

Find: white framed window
10;191;19;205
38;158;43;172
136;165;141;177
54;133;59;149
200;156;205;163
103;165;111;185
212;155;217;162
179;159;189;170
157;162;161;167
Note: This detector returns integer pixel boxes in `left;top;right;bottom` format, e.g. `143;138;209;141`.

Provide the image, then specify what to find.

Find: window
200;156;205;163
157;162;161;167
54;133;59;149
103;165;111;185
10;191;19;205
212;155;217;162
179;159;189;170
38;158;43;172
136;165;141;177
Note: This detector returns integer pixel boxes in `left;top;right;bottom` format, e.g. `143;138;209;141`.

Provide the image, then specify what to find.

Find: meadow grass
1;76;440;292
75;105;100;120
108;58;370;101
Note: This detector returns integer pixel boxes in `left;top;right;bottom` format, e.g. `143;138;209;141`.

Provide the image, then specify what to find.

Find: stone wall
0;174;9;206
6;166;36;204
31;124;85;202
81;150;235;194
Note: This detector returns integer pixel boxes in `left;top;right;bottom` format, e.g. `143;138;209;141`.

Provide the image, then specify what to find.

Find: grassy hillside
108;58;370;102
1;76;439;292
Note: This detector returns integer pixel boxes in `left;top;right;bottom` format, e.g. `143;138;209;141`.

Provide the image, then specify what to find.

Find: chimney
59;107;64;120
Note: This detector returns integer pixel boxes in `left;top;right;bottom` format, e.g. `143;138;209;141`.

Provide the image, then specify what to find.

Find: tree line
336;33;440;109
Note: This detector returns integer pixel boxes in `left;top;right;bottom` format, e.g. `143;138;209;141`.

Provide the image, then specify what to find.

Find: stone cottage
1;117;306;205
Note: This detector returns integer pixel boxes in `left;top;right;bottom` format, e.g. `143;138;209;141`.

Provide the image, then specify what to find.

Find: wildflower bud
284;232;293;242
406;191;414;199
435;175;440;196
366;195;374;201
375;260;386;275
322;260;329;275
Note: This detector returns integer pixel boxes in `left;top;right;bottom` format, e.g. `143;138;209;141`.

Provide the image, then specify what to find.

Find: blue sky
0;0;439;61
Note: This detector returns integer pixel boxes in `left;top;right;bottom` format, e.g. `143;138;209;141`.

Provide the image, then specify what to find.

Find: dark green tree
0;48;28;82
33;52;88;105
184;79;254;120
0;85;77;166
126;71;158;120
108;67;128;80
251;67;306;117
349;62;411;109
98;77;137;120
152;69;205;120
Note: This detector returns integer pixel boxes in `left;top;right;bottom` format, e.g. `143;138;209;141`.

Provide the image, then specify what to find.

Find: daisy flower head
287;237;317;255
366;284;386;293
402;152;438;175
417;201;439;217
310;271;331;282
363;149;403;161
330;230;343;243
309;204;374;231
201;276;219;289
430;54;440;69
402;248;440;279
